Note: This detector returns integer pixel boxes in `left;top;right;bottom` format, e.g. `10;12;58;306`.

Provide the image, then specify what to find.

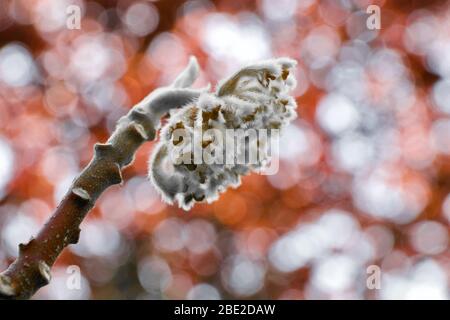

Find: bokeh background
0;0;449;300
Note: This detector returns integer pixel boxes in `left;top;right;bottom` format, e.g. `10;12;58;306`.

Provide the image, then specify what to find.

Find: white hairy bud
149;57;298;210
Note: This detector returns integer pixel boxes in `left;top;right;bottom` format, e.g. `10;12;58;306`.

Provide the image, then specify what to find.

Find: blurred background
0;0;449;300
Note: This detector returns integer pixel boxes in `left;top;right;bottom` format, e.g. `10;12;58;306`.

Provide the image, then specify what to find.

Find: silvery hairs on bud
149;57;298;210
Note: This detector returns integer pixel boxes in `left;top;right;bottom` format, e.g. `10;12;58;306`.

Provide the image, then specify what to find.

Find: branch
0;58;202;299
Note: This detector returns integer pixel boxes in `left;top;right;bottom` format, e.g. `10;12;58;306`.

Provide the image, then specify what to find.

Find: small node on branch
38;261;51;285
72;187;91;201
109;163;123;185
131;122;149;140
129;109;155;140
0;275;15;297
94;143;116;160
66;228;81;245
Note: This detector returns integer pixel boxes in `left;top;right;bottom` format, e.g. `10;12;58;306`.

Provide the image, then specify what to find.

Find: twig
0;57;202;299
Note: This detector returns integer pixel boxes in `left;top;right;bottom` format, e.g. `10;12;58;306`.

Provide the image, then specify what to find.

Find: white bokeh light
409;221;448;255
153;218;185;252
302;26;341;69
353;170;427;224
187;283;221;300
138;256;172;295
71;220;122;258
311;254;359;294
124;2;159;37
380;259;448;300
222;255;266;297
147;32;187;76
183;219;216;254
1;210;40;257
426;40;450;78
0;43;35;87
443;193;450;223
70;35;127;83
431;79;450;114
202;13;271;65
269;210;365;273
261;0;298;21
430;119;450;154
0;137;14;197
404;13;438;55
278;123;321;166
316;93;359;135
331;133;374;172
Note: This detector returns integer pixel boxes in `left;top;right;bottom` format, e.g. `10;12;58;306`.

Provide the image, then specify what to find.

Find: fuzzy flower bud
149;57;298;210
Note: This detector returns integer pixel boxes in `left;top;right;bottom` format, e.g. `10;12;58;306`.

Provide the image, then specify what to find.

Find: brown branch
0;59;202;299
